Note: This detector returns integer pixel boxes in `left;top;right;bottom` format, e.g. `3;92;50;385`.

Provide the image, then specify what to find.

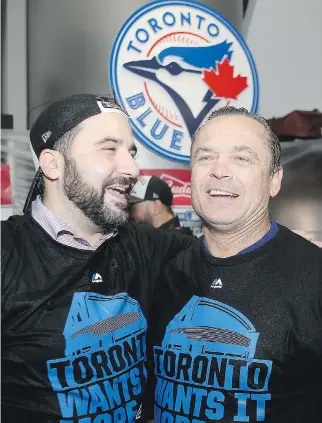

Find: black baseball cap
129;175;173;206
24;94;129;214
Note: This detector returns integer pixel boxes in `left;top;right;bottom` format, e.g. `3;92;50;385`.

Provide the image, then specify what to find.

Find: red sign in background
0;164;13;206
140;169;192;207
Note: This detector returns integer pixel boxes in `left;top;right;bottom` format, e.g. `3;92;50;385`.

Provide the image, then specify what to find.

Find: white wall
26;0;242;171
1;0;27;131
245;0;322;119
3;1;322;130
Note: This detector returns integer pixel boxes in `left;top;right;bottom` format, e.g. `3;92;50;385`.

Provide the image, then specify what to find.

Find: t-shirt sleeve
304;288;322;359
1;220;15;278
129;222;193;313
135;222;193;269
1;221;16;322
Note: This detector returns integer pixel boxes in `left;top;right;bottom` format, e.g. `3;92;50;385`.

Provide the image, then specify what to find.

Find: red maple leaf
203;58;248;100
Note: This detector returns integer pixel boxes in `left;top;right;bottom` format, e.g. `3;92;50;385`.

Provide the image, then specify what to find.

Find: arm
1;221;16;325
292;229;322;247
133;222;193;266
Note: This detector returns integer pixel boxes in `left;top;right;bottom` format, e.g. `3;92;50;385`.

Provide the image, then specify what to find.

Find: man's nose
118;151;140;179
209;159;232;180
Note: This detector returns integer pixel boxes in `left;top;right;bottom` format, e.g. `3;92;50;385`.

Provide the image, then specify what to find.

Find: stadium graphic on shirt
154;296;273;422
47;292;147;423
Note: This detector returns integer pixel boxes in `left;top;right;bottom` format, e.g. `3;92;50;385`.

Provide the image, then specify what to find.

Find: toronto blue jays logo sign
110;0;259;162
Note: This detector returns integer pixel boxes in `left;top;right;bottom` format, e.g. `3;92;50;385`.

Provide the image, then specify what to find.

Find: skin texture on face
191;115;283;232
129;200;175;229
129;201;154;225
49;112;139;230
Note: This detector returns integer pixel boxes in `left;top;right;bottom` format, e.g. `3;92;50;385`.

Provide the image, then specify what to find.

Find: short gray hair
191;106;281;173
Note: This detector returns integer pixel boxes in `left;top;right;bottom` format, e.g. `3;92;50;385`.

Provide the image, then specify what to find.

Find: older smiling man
148;106;322;423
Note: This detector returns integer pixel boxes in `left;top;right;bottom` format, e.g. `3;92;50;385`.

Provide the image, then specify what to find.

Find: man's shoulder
2;214;35;250
2;213;28;227
2;213;34;230
121;220;156;233
121;220;193;241
278;224;322;261
275;225;322;290
177;226;194;236
118;220;158;241
162;235;201;269
119;221;194;259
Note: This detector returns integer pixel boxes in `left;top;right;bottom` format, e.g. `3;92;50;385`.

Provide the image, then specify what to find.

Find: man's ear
39;149;61;181
152;199;163;216
270;167;283;198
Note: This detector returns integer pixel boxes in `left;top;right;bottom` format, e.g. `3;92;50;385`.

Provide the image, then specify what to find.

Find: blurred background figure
129;175;192;235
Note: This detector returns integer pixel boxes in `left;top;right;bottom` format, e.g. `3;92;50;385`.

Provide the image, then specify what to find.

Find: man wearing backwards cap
129;175;193;235
1;95;319;423
1;94;192;423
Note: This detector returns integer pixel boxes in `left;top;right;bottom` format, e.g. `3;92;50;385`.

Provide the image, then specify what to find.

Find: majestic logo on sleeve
47;292;147;423
211;278;223;289
154;296;272;422
110;0;259;162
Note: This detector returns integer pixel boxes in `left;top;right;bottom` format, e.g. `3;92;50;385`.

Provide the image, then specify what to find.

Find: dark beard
63;156;133;230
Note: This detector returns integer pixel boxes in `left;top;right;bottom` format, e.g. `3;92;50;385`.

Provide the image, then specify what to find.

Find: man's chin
105;197;129;210
104;205;129;225
104;189;130;207
202;213;241;228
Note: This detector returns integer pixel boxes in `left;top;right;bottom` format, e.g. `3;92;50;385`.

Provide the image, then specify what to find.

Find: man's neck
43;195;105;246
203;212;271;258
153;211;175;229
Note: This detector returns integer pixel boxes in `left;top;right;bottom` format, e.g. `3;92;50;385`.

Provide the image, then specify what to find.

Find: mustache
103;176;137;194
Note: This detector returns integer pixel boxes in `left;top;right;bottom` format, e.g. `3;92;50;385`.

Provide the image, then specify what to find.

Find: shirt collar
31;196;116;249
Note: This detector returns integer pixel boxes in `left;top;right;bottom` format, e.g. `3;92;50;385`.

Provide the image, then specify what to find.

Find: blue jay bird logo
110;0;259;162
123;40;233;137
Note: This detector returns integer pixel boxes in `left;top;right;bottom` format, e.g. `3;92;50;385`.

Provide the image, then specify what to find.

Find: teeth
110;186;127;193
209;189;237;197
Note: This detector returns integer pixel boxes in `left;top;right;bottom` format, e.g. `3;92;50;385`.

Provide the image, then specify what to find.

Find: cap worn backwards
24;94;129;214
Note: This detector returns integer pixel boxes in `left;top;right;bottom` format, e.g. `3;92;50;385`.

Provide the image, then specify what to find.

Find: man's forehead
197;115;266;142
77;112;132;140
81;110;130;128
70;112;135;151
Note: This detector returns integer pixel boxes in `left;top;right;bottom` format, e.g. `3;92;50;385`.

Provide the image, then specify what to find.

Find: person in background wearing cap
129;175;193;235
1;94;192;423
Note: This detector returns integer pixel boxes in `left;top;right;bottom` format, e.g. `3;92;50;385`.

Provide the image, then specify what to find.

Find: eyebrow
95;137;137;154
193;147;214;156
231;146;259;161
194;145;259;160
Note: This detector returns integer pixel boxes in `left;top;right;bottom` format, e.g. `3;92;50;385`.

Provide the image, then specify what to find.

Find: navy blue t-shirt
148;224;322;423
1;214;192;423
202;221;279;256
